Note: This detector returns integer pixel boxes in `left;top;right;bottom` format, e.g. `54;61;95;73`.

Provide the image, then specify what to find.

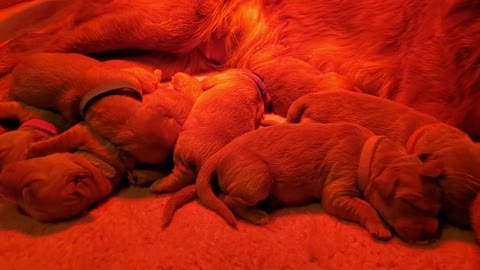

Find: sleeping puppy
284;91;480;229
25;72;200;169
148;69;270;191
9;52;160;123
0;128;125;221
195;122;443;243
0;101;68;170
10;52;185;166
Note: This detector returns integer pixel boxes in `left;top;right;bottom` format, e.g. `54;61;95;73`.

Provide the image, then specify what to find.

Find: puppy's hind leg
221;153;273;225
150;163;195;193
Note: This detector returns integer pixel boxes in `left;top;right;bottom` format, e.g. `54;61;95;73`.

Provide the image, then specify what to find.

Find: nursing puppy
148;68;270;192
11;52;183;166
196;123;443;243
9;52;160;123
26;72;200;168
0;101;68;170
285;91;480;228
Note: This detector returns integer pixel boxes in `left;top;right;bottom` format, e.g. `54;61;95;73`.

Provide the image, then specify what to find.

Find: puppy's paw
128;169;164;186
234;208;271;225
366;222;392;241
25;143;44;158
124;67;160;94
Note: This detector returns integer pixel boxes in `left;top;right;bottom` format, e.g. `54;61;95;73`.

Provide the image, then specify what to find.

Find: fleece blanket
1;187;479;270
0;1;479;269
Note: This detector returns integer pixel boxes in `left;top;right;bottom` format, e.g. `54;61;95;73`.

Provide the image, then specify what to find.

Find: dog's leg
171;72;203;101
220;154;272;225
128;168;166;186
0;101;23;119
26;123;93;157
150;163;195;193
322;181;392;240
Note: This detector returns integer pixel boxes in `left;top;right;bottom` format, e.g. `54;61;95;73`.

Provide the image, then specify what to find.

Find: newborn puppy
149;68;270;191
9;52;160;123
0;149;122;221
196;122;443;243
0;101;68;170
285;91;480;229
12;52;184;166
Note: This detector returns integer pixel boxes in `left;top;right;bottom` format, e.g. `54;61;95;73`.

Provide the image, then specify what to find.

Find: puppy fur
286;91;480;228
0;101;68;170
195;122;443;243
9;52;159;123
149;68;269;192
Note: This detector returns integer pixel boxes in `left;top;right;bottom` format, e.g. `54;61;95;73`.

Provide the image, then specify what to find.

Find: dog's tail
285;102;307;124
162;184;197;229
196;152;238;228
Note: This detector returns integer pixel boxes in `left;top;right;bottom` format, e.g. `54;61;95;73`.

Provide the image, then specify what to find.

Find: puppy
11;52;185;166
149;69;270;192
0;140;124;222
9;52;160;123
0;101;68;170
285;91;480;229
195;122;443;243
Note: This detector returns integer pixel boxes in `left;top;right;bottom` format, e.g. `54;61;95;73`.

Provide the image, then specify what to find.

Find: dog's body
11;52;192;166
149;69;269;192
0;0;478;140
0;101;68;170
285;91;480;228
9;52;159;123
194;122;442;243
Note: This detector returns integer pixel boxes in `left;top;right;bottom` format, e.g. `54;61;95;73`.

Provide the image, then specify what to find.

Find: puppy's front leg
171;72;203;101
322;182;392;240
26;123;92;158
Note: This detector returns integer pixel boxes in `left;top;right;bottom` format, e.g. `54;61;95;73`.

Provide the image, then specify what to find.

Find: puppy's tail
285;101;307;124
162;184;198;229
196;153;238;228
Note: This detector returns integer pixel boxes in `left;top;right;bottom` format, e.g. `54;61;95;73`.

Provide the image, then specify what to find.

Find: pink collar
406;125;430;153
19;119;58;136
79;81;142;119
358;136;386;194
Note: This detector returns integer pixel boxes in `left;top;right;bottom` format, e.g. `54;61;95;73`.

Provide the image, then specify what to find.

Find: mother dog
0;0;478;140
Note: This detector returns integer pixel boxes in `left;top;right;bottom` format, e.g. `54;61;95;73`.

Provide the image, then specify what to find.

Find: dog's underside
0;0;478;140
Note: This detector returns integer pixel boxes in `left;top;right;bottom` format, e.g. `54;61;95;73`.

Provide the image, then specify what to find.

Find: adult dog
0;0;478;140
195;123;443;243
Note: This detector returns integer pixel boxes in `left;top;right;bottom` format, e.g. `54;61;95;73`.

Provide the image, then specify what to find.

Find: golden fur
149;69;269;192
285;91;480;228
1;0;478;140
195;122;443;243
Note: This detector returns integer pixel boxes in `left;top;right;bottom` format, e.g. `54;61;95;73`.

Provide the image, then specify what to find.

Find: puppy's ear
372;170;399;199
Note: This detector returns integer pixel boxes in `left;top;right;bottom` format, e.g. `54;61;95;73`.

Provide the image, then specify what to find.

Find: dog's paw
24;143;42;158
127;170;161;186
366;222;392;241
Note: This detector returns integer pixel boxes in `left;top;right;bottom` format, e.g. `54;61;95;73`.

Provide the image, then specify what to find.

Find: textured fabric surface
1;186;478;270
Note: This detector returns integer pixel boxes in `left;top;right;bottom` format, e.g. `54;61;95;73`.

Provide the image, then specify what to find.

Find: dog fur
285;91;480;229
0;101;68;170
0;0;478;140
148;68;270;192
194;122;443;243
